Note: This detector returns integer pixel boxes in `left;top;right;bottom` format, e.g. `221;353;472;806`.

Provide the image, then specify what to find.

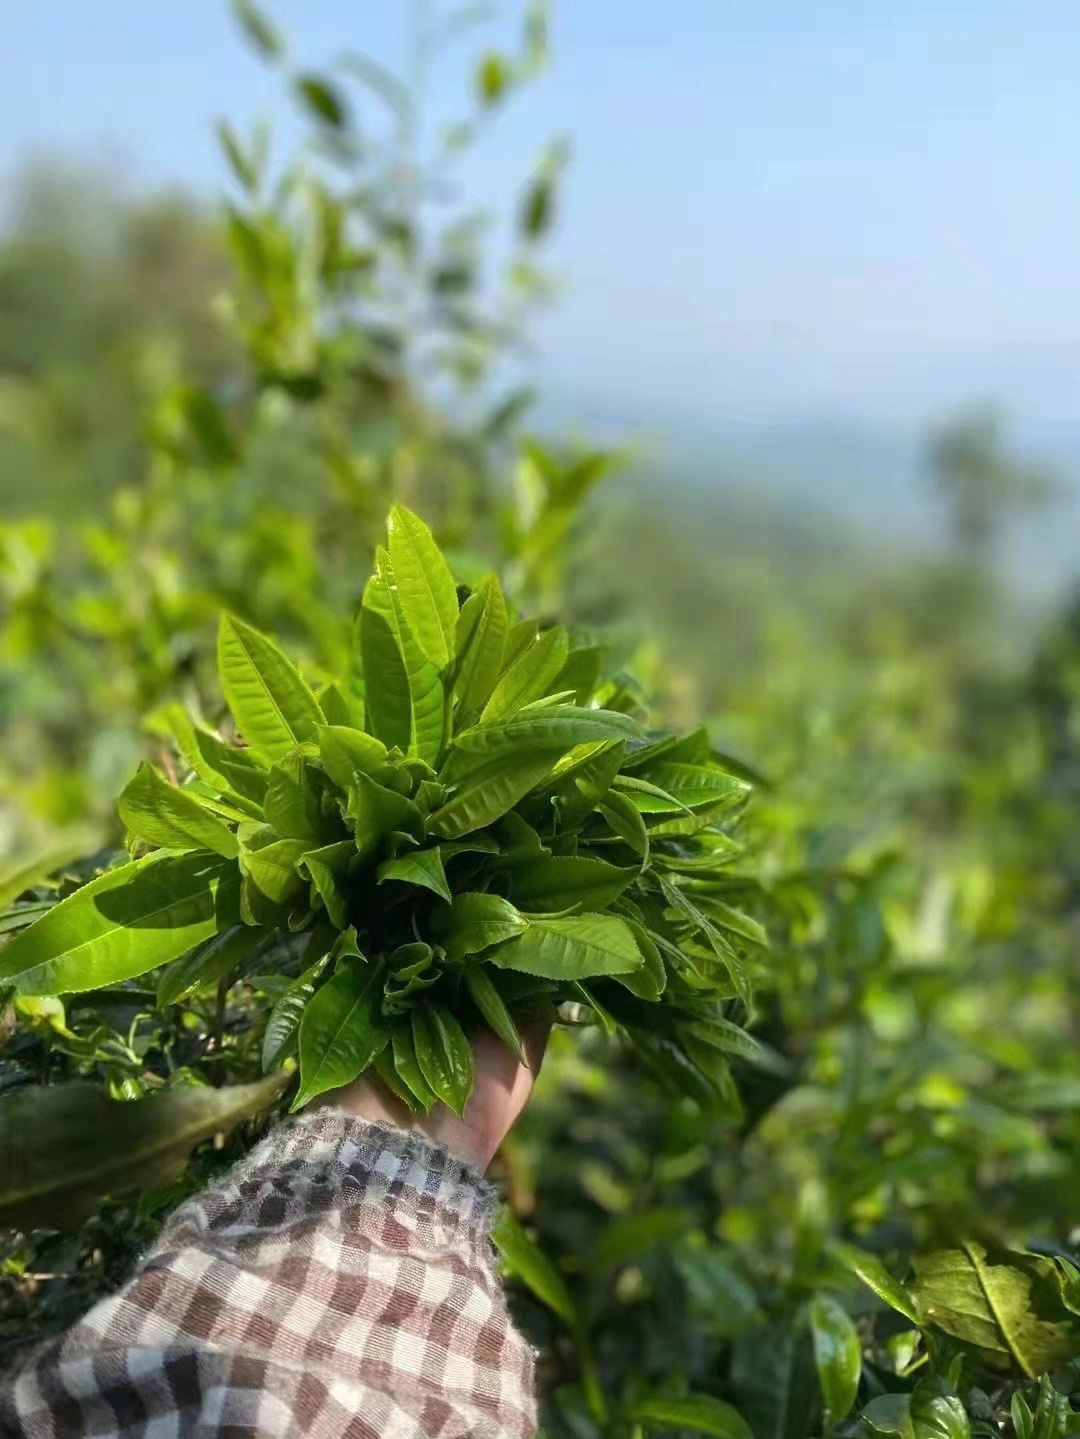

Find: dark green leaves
0;1074;289;1231
411;1005;474;1116
293;956;389;1109
441;893;528;961
621;1395;755;1439
509;856;638;913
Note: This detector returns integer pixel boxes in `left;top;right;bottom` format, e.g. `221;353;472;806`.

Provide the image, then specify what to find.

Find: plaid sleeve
0;1111;537;1438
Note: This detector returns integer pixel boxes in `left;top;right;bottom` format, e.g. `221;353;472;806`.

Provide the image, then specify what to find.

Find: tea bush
5;6;1080;1439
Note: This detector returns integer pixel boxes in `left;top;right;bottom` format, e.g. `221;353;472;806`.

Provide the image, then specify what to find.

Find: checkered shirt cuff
0;1111;537;1437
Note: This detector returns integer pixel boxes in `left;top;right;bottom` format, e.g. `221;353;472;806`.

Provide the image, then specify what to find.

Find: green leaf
295;74;348;127
660;878;751;1007
362;550;446;763
387;505;459;670
118;764;240;858
453;704;640;760
477;51;509;105
493;1210;578;1327
428;751;561;838
680;1017;791;1077
809;1294;861;1420
828;1242;919;1323
218;615;324;764
317;724;387;788
262;951;331;1070
453;575;508;726
549;740;626;828
861;1395;915;1439
411;1005;474;1116
614;919;666;998
377;847;452;903
262;750;326;839
231;0;283;59
0;852;241;996
909;1382;971;1439
465;965;525;1062
358;594;411;752
347;772;425;858
508;856;638;913
0;829;103;908
155;705;267;815
587;1207;694;1278
239;834;308;903
621;1394;754;1439
439;892;528;961
909;1241;1080;1377
299;841;354;928
0;1073;289;1231
480;625;569;723
293;959;388;1109
217;119;258;191
596;788;650;863
520;177;553;238
621;762;748;813
390;1022;438;1109
157;923;265;1007
490;913;643;980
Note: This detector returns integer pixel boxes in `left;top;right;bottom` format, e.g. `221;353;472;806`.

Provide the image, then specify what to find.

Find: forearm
1;1110;536;1437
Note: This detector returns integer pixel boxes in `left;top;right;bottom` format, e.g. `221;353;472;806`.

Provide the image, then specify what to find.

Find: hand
309;1004;553;1172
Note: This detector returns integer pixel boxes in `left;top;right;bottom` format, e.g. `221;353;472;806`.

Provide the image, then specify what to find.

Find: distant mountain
534;386;1080;607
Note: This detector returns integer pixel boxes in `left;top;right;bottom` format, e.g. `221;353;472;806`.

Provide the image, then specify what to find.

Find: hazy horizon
5;0;1080;432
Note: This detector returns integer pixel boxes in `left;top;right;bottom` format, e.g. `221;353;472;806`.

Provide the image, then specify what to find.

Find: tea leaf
490;913;642;980
0;1073;289;1231
218;614;323;764
464;964;526;1062
293;959;389;1108
0;852;241;996
809;1294;861;1420
480;625;569;723
387;504;459;670
411;1004;474;1116
621;1393;754;1439
377;847;452;903
453;575;508;725
118;764;240;859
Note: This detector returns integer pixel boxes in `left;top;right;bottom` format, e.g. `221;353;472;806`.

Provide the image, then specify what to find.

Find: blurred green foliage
4;5;1080;1438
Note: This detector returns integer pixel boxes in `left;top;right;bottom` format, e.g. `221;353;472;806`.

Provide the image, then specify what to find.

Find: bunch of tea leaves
0;507;771;1116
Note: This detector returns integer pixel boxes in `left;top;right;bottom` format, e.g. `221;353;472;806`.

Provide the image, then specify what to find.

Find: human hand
309;1003;553;1172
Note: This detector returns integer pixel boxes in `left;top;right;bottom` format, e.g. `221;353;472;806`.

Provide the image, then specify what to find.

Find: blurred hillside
2;159;1076;715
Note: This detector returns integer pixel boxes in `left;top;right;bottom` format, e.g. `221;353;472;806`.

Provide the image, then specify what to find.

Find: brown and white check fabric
0;1111;537;1437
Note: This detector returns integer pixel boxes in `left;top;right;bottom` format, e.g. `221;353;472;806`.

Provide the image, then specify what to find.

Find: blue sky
4;0;1080;428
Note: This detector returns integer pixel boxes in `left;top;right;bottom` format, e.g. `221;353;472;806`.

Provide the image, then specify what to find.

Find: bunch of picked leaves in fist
0;507;773;1117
